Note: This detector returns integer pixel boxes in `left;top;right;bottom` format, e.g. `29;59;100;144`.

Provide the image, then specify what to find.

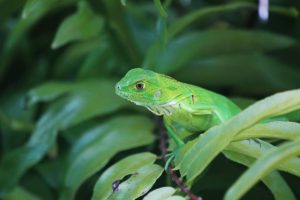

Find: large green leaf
175;89;300;182
168;2;298;39
143;187;185;200
22;0;65;19
3;187;41;200
26;82;76;107
225;140;300;177
60;116;155;200
0;90;35;134
225;139;300;200
144;2;298;70
168;2;255;38
223;151;296;200
92;152;157;200
235;121;300;141
109;165;163;200
174;54;300;95
52;37;103;77
0;80;127;197
51;1;104;49
35;154;67;191
152;30;297;73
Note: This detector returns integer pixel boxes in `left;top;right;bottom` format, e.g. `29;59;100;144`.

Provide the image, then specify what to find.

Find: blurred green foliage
0;0;300;199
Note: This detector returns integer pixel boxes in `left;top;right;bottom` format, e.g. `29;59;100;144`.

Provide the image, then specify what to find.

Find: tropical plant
0;0;300;199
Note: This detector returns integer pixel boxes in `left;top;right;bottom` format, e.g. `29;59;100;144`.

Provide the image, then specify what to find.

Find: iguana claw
164;153;175;171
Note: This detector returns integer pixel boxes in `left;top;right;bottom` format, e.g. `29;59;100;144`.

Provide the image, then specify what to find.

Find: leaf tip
21;11;28;19
51;41;60;50
224;188;236;200
121;0;126;6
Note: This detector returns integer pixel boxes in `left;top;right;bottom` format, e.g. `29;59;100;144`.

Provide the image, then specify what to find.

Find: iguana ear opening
154;90;161;98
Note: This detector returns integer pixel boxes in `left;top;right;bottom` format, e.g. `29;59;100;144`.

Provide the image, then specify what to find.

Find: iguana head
115;68;182;109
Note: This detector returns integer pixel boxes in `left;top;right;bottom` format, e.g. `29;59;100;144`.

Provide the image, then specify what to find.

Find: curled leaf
52;1;104;49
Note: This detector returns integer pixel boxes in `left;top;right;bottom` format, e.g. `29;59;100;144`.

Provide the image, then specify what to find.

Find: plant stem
156;117;202;200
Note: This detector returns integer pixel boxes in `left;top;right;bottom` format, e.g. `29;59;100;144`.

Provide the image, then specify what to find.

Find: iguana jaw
145;102;179;116
115;89;144;106
116;88;179;116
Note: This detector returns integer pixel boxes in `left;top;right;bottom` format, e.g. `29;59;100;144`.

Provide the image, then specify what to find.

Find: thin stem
156;117;202;200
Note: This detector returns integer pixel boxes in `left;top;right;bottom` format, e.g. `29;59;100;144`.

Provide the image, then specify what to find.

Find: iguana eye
135;82;145;90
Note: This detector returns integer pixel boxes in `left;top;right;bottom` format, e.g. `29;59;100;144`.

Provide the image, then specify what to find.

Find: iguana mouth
115;90;144;106
116;90;177;115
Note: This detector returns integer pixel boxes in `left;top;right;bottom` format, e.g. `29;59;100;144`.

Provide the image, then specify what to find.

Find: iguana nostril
115;84;121;90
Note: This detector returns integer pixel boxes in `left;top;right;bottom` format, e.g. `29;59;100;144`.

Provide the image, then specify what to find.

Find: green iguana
115;68;241;147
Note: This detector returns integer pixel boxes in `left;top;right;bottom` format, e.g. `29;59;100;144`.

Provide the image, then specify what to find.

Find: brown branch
156;117;202;200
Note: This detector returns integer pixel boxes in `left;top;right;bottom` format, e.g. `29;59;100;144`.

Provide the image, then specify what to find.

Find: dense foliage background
1;0;300;199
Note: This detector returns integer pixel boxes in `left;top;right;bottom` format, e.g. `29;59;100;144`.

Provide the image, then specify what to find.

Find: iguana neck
144;91;191;116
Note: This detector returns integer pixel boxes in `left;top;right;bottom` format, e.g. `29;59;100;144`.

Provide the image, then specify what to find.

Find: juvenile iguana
115;68;241;147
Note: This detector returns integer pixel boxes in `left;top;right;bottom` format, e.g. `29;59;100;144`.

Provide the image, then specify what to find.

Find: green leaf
225;140;300;177
0;112;33;132
109;165;163;200
60;116;155;200
142;15;167;69
168;2;298;39
0;91;36;153
143;187;185;200
165;197;187;200
26;82;76;107
144;3;299;70
53;37;103;77
153;0;167;18
0;13;38;82
22;0;60;19
51;1;104;49
261;172;296;200
174;54;300;95
269;6;298;18
168;2;256;38
225;139;300;200
77;39;127;79
92;152;157;200
235;121;300;141
224;151;296;200
120;0;126;6
175;89;300;182
0;80;127;197
153;30;297;73
3;187;41;200
35;153;68;190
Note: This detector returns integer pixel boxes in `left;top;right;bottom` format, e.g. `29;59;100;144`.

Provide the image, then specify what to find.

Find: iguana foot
164;153;175;171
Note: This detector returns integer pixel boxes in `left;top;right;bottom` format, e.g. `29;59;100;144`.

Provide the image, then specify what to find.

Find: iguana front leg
163;118;185;170
183;103;226;123
163;117;185;147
